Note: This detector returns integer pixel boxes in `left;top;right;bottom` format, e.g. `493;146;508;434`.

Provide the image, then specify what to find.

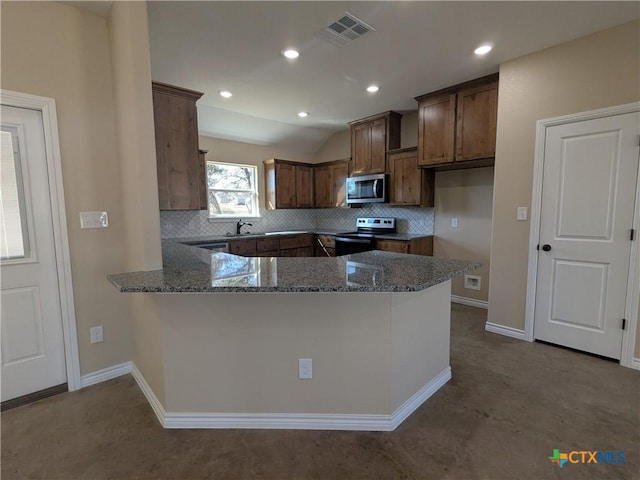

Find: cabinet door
229;239;258;256
330;162;348;207
153;90;202;210
275;163;297;208
375;240;410;254
295;165;314;207
369;118;387;173
456;81;498;161
314;166;331;208
417;93;456;166
389;154;420;205
198;150;208;210
351;123;371;174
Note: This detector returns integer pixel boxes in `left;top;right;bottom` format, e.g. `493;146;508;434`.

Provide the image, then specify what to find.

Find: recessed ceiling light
219;90;233;98
366;85;379;93
298;111;309;118
283;49;300;59
474;44;492;55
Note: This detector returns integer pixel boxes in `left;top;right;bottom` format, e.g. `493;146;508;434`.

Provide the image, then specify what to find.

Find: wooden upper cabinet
417;93;456;166
456;81;498;161
416;74;498;169
313;165;332;208
295;164;314;208
152;81;204;210
388;147;434;207
313;160;349;208
264;159;314;209
349;111;402;175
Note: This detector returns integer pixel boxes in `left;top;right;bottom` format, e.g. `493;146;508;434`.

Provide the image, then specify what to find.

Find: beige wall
1;2;131;374
198;135;316;211
107;2;165;395
400;111;418;148
315;129;350;163
488;19;640;355
434;167;494;302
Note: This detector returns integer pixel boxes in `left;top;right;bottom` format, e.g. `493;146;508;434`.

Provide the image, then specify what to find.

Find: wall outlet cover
298;358;313;379
451;218;459;228
464;274;481;291
90;325;104;343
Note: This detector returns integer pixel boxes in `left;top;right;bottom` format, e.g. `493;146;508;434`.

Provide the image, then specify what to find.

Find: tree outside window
207;162;259;218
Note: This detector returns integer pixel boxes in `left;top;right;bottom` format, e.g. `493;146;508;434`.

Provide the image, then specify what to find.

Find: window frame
206;161;260;220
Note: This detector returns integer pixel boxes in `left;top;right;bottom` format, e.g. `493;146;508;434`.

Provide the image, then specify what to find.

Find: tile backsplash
161;206;434;238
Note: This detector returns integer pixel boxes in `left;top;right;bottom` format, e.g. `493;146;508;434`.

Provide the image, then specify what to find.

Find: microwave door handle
373;179;380;198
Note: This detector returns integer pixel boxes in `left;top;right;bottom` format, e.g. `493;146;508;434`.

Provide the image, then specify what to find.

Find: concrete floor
2;304;639;479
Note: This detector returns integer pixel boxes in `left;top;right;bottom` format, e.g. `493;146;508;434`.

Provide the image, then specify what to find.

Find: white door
534;112;639;359
1;105;67;401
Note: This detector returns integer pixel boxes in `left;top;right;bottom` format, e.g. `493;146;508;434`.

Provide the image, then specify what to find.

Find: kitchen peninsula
108;241;479;431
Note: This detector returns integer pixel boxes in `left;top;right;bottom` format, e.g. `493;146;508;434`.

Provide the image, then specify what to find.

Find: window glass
0;129;30;260
207;162;259;218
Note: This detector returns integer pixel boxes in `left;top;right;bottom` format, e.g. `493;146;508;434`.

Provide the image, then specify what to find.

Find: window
207;162;259;218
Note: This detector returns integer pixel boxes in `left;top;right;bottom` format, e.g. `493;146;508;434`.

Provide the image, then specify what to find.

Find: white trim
131;363;166;427
524;102;640;366
80;362;132;388
621;149;640;368
130;362;451;431
451;295;488;310
631;357;640;371
485;322;527;340
0;90;81;391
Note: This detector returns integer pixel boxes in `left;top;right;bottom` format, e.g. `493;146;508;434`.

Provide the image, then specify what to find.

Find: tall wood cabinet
388;147;434;207
349;111;402;175
152;81;205;210
415;74;498;169
314;160;349;208
264;159;315;209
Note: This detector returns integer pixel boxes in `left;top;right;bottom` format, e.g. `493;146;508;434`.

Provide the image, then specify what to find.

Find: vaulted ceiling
144;2;639;153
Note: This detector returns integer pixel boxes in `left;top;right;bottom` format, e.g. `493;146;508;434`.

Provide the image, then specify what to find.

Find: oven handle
335;237;374;244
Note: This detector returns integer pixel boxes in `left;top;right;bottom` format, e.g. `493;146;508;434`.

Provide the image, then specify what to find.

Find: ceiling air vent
316;12;375;47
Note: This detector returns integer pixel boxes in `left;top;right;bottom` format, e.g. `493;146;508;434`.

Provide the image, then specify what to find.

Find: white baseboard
131;363;166;427
485;322;527;340
130;362;451;431
80;361;132;388
631;357;640;371
451;295;488;310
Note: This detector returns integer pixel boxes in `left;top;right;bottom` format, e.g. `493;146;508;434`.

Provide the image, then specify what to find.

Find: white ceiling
146;1;639;153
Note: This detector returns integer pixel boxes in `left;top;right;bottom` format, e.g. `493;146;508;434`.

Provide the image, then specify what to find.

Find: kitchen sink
224;233;264;237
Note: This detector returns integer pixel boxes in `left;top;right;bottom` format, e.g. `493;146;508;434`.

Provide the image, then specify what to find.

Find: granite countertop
107;239;480;293
165;230;432;243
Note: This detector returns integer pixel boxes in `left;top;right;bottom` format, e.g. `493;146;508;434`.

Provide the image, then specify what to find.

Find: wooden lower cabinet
229;238;258;256
314;234;336;257
375;237;433;256
231;234;315;257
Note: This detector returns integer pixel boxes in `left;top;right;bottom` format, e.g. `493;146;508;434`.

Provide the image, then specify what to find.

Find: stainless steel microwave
346;174;387;205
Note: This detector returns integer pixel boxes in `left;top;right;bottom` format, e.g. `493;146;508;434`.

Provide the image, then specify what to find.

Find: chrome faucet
236;219;252;235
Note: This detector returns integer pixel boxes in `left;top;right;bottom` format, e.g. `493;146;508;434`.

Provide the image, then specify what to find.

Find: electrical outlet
299;358;312;379
464;275;481;291
451;218;459;228
90;326;104;344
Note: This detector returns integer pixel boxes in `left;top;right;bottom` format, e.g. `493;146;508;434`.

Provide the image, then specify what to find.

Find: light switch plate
451;218;459;228
80;211;109;229
517;207;528;221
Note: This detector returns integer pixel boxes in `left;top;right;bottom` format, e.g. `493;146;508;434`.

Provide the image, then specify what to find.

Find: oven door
335;235;375;256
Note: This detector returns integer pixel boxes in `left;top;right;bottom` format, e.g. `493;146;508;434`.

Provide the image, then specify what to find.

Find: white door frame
1;89;82;390
524;102;640;369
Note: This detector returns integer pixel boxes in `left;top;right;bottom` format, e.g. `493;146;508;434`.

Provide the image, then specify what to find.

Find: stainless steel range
335;217;396;256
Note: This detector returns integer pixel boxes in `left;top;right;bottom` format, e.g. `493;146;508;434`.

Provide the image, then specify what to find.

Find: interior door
533;112;639;359
1;105;67;401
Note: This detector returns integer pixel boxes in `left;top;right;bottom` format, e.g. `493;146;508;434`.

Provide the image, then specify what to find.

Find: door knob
541;244;552;252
